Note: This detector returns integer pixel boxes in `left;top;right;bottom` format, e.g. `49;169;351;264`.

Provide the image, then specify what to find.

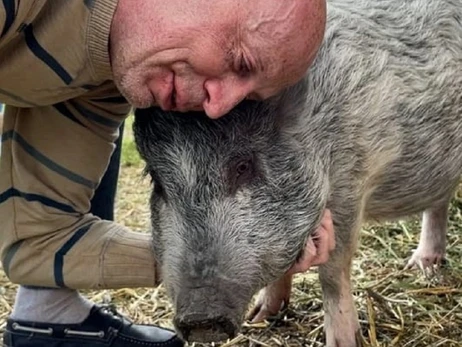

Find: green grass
121;114;143;168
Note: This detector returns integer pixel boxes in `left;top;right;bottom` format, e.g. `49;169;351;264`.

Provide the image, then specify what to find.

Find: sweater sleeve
0;82;159;289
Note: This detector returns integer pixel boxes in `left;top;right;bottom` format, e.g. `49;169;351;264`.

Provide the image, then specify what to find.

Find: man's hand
287;209;335;275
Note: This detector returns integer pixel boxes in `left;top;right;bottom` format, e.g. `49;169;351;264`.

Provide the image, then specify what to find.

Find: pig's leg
246;273;293;322
404;197;449;275
318;218;362;347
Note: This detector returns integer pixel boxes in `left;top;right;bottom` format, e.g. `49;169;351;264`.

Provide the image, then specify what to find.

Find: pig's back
297;0;462;220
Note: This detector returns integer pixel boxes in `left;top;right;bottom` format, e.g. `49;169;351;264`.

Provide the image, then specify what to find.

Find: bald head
110;0;326;118
241;0;326;97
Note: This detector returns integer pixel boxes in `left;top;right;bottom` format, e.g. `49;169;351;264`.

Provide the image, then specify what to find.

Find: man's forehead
245;0;300;32
241;2;311;91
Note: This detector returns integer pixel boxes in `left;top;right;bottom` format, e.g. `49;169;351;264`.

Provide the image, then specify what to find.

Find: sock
10;286;94;324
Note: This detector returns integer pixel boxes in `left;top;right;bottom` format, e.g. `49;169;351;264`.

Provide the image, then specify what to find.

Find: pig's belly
363;161;462;221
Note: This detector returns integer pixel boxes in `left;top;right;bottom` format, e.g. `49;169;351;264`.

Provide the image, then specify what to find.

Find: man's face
109;0;326;119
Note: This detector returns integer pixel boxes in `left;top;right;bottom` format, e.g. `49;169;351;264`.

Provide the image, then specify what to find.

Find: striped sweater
0;0;158;289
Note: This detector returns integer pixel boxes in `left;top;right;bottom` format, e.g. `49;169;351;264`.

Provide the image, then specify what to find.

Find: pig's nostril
175;314;237;343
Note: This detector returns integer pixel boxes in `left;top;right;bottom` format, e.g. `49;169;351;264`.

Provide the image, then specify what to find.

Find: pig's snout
174;312;237;343
172;286;242;343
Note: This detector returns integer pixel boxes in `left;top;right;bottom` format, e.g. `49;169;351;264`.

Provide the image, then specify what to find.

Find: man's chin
112;74;155;109
121;89;155;110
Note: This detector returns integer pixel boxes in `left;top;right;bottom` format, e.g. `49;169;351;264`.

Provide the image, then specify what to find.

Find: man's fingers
286;208;336;274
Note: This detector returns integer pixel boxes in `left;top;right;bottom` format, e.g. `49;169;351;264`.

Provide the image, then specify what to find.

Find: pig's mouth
174;313;239;343
169;283;254;344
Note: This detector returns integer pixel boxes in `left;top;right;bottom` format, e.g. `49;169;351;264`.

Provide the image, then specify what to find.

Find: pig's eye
227;155;256;193
236;161;251;176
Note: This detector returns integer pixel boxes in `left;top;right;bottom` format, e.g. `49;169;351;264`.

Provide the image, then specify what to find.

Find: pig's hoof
246;277;292;323
246;291;289;323
245;297;288;323
327;329;363;347
404;249;446;278
325;310;362;347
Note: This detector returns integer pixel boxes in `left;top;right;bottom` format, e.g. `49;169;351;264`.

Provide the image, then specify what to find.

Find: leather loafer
2;304;184;346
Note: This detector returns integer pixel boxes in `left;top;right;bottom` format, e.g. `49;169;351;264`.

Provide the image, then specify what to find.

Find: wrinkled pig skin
132;0;462;345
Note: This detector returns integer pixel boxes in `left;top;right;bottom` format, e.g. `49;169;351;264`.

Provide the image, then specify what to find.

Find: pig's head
132;80;329;343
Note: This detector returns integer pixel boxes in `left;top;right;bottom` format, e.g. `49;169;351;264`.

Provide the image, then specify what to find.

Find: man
0;0;326;346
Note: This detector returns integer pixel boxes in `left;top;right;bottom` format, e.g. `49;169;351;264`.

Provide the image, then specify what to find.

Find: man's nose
202;79;252;119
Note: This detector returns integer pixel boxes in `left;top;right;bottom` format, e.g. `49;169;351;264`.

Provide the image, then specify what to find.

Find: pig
132;0;462;345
